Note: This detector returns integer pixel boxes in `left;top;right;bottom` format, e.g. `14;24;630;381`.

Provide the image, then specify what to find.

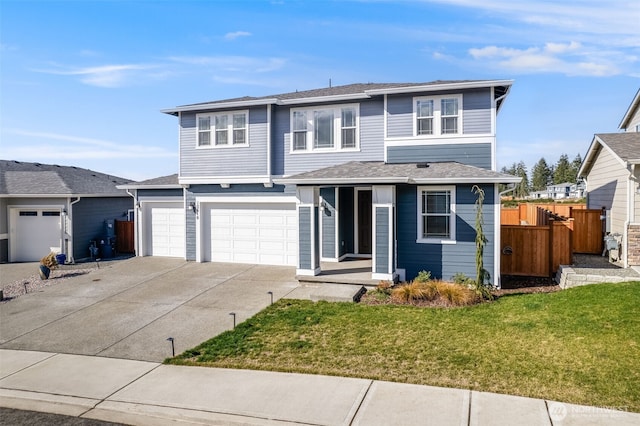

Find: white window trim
416;185;457;244
195;110;250;149
289;103;360;153
413;94;462;137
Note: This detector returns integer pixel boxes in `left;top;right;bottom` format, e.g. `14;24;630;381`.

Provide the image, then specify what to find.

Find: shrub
452;272;473;286
40;252;58;269
433;281;479;306
414;270;432;283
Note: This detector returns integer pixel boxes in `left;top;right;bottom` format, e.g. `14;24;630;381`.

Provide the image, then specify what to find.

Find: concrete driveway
0;257;300;362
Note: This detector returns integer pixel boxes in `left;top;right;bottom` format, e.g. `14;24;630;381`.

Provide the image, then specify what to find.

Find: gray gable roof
579;132;640;177
596;133;640;161
276;161;521;185
118;173;181;189
162;79;513;115
0;160;132;196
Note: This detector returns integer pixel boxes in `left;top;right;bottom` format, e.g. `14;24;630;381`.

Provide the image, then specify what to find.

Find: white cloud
467;42;621;76
31;64;160;88
224;31;252;40
4;129;175;159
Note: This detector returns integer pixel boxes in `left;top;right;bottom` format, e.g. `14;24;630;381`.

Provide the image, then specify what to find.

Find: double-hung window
291;104;359;152
196;111;249;147
414;95;462;136
417;186;456;243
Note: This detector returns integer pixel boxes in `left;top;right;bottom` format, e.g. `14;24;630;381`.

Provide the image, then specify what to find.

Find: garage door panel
205;202;297;266
11;209;62;262
149;205;184;258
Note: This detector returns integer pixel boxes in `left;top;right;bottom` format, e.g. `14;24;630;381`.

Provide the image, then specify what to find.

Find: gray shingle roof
118;173;180;189
0;160;131;196
277;161;521;185
164;80;513;114
596;133;640;161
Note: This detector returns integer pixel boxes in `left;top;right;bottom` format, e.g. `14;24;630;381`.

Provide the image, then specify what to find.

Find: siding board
387;144;492;169
320;187;336;258
375;207;389;273
298;207;312;269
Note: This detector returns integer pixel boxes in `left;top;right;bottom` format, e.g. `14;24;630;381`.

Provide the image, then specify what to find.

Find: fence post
548;219;554;278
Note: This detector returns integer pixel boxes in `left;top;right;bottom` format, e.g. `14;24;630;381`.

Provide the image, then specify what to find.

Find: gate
115;220;135;254
572;209;603;254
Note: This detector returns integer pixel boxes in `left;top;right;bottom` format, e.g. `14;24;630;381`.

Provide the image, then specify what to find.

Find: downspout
126;189;139;257
68;197;82;263
625;164;639;268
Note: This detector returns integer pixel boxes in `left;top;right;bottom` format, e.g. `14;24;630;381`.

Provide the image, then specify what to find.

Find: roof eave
117;184;182;190
279;93;372;105
161;98;280;115
618;89;640;130
364;79;514;96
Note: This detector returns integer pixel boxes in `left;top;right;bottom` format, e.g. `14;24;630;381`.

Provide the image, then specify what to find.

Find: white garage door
148;204;185;257
10;208;62;262
204;203;297;266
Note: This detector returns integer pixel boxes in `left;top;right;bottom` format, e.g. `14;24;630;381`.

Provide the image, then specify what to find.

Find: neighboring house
526;182;585;200
132;80;520;285
579;89;640;267
0;160;133;263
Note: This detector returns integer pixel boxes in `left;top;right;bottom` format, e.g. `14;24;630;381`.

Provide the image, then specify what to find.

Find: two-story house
123;80;520;285
579;89;640;267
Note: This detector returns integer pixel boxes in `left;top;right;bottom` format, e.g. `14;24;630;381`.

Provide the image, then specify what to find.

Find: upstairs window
414;95;462;136
417;186;456;243
291;104;359;152
196;111;249;148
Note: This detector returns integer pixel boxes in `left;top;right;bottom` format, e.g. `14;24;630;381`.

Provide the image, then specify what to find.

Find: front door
357;190;372;255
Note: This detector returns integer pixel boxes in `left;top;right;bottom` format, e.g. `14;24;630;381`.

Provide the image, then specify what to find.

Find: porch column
372;185;397;281
297;186;321;276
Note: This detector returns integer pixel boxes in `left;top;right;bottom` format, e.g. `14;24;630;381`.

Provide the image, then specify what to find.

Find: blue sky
1;0;638;181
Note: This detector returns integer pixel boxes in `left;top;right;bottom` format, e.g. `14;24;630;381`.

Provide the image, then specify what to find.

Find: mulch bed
493;275;561;296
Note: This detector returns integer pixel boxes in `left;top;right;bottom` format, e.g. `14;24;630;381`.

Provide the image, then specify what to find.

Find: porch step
287;283;367;302
296;274;381;286
555;265;640;289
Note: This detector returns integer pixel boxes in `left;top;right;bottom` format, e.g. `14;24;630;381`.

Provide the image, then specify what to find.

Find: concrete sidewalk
1;350;637;426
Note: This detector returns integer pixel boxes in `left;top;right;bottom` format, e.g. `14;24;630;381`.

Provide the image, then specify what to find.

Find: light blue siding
185;191;196;260
282;99;384;175
387;89;493;138
396;184;495;282
386;95;413;138
375;207;389;274
320;187;336;259
298;207;312;269
463;89;492;134
179;106;269;177
387;143;492;169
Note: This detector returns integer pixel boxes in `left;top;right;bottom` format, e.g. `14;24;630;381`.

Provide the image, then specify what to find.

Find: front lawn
167;282;640;412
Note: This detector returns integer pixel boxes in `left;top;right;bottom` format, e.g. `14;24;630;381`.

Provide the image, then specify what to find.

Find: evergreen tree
568;153;582;183
531;158;552;191
514;161;529;198
554;154;571;184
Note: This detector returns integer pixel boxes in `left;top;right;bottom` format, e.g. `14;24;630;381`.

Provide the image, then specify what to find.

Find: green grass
167;282;640;412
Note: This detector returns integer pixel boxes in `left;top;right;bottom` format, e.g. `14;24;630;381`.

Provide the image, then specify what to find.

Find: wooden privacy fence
501;203;587;226
501;220;573;277
572;209;604;254
115;220;135;254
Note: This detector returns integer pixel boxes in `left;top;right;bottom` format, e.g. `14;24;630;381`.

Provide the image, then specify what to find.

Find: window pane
198;116;210;131
425;216;450;238
342;128;356;148
441;98;458;116
425;191;450;214
342;108;356;127
198;131;210;146
293;111;307;131
215;115;227;128
417;100;433;117
314;110;334;148
293;132;307;150
216;130;228;145
233;113;246;129
233;129;245;145
442;117;458;134
417;118;433;135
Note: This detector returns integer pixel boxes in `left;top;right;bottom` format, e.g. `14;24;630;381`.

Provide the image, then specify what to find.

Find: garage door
148;204;185;257
204;203;297;266
11;208;62;262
